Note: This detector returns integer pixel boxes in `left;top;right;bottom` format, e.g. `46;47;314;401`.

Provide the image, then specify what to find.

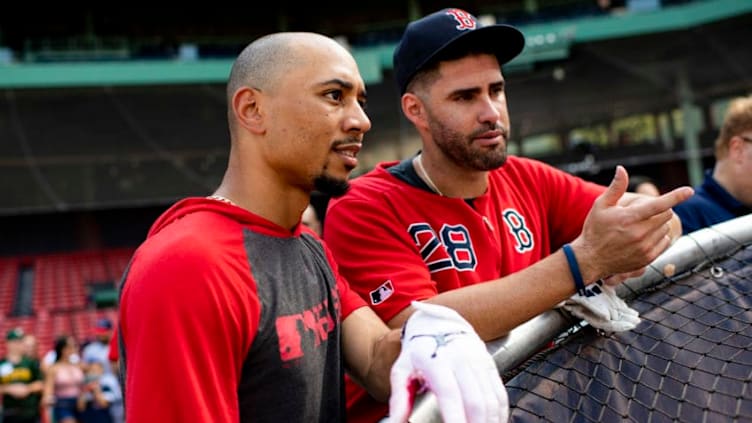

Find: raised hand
571;166;693;284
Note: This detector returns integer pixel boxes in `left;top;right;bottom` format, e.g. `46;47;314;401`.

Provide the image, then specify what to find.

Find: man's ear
401;93;428;131
232;86;265;135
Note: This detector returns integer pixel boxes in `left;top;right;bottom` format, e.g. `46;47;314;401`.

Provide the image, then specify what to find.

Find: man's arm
341;306;400;402
388;167;693;339
27;380;43;393
387;245;578;338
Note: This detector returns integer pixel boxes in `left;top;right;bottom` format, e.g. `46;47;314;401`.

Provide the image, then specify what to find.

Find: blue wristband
563;243;587;296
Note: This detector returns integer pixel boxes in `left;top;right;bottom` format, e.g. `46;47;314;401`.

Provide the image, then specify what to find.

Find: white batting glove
562;280;641;332
387;301;508;423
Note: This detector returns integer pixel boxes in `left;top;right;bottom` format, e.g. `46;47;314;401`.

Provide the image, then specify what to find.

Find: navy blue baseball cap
393;8;525;94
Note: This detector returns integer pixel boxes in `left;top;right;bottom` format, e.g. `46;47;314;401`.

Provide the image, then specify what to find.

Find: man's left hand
387;301;508;423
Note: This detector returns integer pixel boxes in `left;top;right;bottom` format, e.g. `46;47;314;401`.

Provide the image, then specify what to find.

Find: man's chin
475;151;507;171
313;175;350;198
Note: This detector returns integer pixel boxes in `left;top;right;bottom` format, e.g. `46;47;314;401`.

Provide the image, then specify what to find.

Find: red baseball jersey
324;155;605;422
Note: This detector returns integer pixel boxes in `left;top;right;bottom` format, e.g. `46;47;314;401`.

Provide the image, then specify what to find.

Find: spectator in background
301;203;323;236
42;335;84;423
41;340;80;376
674;95;752;233
104;329;123;423
76;360;119;423
21;332;43;422
0;328;44;423
81;319;113;376
628;175;660;196
118;31;509;423
323;8;692;421
81;319;121;423
21;334;40;362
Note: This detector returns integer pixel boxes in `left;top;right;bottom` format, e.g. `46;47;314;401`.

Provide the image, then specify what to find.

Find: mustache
332;136;362;148
470;123;508;139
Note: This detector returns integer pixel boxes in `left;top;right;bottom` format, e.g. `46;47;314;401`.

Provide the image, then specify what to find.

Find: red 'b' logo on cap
446;9;476;30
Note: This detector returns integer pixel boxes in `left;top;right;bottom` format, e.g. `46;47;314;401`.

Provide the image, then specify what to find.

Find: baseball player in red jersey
323;8;693;422
119;32;510;423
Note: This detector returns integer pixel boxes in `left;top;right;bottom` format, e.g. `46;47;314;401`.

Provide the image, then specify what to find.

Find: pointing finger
630;186;694;221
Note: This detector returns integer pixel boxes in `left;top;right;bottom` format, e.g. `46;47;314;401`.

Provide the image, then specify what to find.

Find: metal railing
410;213;752;422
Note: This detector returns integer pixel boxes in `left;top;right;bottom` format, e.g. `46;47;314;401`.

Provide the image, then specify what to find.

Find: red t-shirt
120;198;365;422
325;156;604;422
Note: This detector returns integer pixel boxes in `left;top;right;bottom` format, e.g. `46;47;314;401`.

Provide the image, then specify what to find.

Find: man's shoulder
491;155;570;185
21;356;40;369
673;187;719;232
336;162;408;201
82;341;104;353
496;155;559;174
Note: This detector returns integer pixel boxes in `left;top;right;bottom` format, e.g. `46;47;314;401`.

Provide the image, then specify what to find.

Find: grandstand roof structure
1;1;751;216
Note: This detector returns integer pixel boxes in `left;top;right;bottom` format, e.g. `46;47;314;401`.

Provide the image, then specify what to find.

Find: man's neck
6;351;23;363
416;153;489;199
713;162;750;207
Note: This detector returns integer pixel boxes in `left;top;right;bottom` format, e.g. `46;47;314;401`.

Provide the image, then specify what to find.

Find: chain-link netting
408;216;752;423
507;241;752;422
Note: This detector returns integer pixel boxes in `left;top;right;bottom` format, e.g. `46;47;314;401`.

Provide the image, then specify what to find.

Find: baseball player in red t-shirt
324;8;693;422
118;31;511;423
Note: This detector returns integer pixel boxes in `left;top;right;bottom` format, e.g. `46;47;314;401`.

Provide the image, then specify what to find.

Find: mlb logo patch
369;280;394;305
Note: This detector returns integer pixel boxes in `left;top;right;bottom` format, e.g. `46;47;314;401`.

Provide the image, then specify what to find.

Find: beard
312;136;359;197
314;173;350;198
427;115;508;171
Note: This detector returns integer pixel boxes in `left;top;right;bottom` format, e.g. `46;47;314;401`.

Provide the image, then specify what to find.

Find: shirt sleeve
530;160;605;250
325;196;436;323
120;244;259;423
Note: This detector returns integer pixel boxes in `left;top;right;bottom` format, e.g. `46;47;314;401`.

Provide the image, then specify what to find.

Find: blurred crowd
0;319;122;423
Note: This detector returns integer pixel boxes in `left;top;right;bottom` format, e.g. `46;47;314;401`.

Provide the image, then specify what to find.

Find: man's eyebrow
318;78;353;90
318;78;368;99
448;80;504;98
448;86;481;97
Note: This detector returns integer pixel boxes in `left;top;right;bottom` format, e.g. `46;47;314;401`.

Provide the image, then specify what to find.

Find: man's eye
326;90;343;102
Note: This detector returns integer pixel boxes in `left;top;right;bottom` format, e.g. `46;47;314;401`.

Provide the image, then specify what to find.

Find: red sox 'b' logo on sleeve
445;9;476;30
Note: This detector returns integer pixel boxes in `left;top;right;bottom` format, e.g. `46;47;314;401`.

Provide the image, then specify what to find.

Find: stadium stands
0;257;19;317
0;248;131;357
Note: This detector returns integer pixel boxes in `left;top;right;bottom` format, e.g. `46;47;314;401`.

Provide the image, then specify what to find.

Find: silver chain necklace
206;194;237;206
414;154;445;197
